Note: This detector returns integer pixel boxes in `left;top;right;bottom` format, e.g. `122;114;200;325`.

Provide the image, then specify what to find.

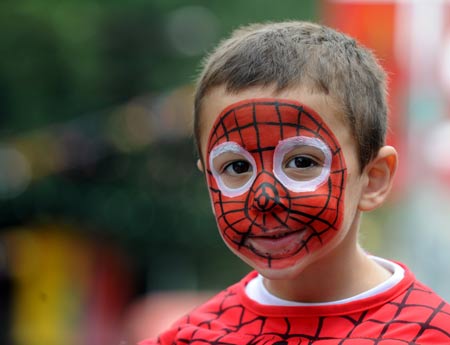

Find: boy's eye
224;160;252;175
209;142;257;194
283;153;322;182
273;136;332;192
286;156;318;169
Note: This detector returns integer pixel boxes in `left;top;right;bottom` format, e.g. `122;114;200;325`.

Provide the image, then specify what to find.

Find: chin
230;241;341;281
235;251;316;280
256;265;308;280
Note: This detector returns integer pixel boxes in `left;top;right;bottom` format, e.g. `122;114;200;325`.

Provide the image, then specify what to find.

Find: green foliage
0;0;316;290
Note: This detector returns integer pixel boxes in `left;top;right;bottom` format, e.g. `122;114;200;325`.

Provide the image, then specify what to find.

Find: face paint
206;98;347;269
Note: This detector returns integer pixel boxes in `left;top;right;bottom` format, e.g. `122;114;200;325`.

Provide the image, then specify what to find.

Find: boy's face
199;86;364;279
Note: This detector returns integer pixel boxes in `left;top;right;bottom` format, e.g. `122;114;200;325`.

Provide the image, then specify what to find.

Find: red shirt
140;263;450;344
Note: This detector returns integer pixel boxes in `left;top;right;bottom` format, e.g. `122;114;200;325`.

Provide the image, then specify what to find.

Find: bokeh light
0;146;31;199
2;1;450;344
165;6;219;56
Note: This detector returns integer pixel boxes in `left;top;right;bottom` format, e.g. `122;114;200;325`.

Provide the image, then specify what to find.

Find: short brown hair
194;21;387;171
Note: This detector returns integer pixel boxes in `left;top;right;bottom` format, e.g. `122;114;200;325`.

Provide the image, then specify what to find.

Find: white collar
245;256;405;306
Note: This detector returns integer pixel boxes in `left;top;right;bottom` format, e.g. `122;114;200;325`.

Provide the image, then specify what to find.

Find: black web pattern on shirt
165;282;450;344
206;100;346;265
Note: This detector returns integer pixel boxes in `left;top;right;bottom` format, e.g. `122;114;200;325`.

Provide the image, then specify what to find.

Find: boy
141;21;450;344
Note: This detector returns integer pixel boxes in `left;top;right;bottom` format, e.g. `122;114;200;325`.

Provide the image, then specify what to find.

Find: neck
263;218;391;303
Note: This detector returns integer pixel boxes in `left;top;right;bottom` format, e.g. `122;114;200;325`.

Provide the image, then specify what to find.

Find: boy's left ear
358;146;398;212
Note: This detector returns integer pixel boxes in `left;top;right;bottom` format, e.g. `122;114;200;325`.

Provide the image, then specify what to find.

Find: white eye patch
209;137;331;197
209;142;257;197
273;136;331;192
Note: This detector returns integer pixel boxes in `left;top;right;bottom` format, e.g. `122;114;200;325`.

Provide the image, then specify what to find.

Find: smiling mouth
245;228;307;259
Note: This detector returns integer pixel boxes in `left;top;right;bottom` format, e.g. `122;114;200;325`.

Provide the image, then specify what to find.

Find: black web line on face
270;212;289;230
233;109;245;145
335;153;346;222
214;189;270;242
222;214;306;261
275;178;338;245
275;102;284;140
218;197;337;262
208;100;346;260
219;112;230;142
233;211;270;252
309;178;337;229
296;106;303;136
215;191;341;260
331;167;347;176
211;188;255;242
332;146;342;156
291;202;337;211
275;201;336;229
284;168;346;234
217;207;248;221
222;215;249;231
289;193;340;201
252;103;264;169
222;217;253;239
208;100;340;151
310;107;346;220
331;182;345;190
315;121;324;136
209;122;330;153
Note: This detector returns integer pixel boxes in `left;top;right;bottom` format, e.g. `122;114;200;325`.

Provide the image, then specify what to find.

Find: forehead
199;86;349;158
207;99;341;154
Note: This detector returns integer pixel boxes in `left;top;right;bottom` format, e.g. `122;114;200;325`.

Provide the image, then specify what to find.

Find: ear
358;146;398;212
196;159;204;172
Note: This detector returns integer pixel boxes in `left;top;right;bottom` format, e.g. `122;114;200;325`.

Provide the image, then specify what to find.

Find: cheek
203;98;348;269
340;172;362;223
205;152;347;269
207;163;252;246
207;167;346;268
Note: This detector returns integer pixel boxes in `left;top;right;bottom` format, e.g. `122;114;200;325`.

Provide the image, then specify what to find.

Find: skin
206;98;346;272
197;85;398;303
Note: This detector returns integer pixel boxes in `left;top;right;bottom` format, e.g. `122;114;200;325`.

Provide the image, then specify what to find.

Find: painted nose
252;182;281;212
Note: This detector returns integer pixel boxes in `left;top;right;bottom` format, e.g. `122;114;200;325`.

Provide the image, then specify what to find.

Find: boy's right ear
196;159;204;172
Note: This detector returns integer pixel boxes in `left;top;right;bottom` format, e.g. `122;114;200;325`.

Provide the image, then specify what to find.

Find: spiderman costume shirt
141;263;450;344
140;99;450;344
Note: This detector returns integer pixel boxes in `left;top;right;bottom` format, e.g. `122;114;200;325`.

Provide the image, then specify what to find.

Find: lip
246;228;307;259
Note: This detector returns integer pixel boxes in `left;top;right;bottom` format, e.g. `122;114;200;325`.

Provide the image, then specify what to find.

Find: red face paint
206;99;347;270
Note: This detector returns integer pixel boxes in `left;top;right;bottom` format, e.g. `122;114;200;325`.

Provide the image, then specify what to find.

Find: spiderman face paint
206;98;347;270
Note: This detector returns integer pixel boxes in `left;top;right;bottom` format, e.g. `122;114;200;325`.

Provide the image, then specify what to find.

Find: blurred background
1;0;450;344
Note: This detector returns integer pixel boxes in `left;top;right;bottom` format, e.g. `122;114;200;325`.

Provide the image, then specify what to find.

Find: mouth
245;228;307;259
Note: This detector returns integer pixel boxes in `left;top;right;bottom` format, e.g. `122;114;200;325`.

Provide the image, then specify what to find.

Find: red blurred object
321;0;408;196
124;291;213;343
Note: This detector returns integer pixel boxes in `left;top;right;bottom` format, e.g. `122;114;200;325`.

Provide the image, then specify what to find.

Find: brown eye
209;142;257;194
286;156;318;169
224;160;252;175
273;136;331;191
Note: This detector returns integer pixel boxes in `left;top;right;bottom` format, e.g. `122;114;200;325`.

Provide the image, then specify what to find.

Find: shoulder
140;271;257;345
375;272;450;343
